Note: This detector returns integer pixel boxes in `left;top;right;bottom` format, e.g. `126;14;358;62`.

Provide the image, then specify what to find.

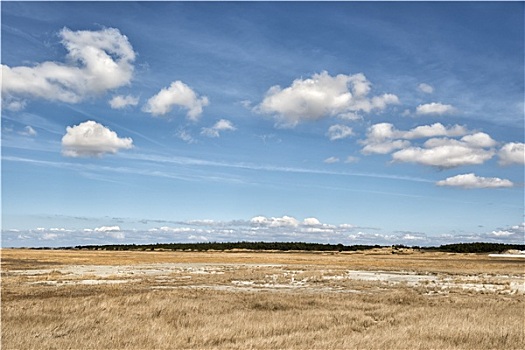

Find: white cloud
362;140;410;155
303;218;322;226
187;219;217;226
188;235;209;242
327;124;354;141
344;156;359;163
392;139;495;168
107;231;125;239
498;142;525;165
42;233;59;240
109;95;139;109
338;112;363;121
19;125;37;137
347;231;397;242
338;224;355;229
460;132;497;148
49;228;71;232
418;83;434;94
61;120;133;158
247;216;341;234
4;100;26;111
436;173;513;189
90;226;126;240
400;232;428;240
365;123;398;141
250;216;300;228
324;156;340;164
6;218;525;247
240;100;252;109
143;81;209;121
416;102;455;116
402;123;468;139
201;119;236;138
256;71;399;127
94;225;121;232
360;122;467;146
175;129;196;144
490;230;515;237
359;123;413;154
389;132;497;168
156;227;197;233
2;27;135;108
484;223;524;242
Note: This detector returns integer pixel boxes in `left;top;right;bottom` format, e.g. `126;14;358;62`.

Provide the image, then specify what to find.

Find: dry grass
2;249;524;349
2;248;524;274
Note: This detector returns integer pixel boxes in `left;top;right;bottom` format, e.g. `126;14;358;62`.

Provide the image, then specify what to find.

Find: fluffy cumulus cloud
303;217;322;226
2;27;135;109
360;122;500;168
460;133;497;148
360;122;468;155
416;102;456;116
392;133;496;168
498;142;525;165
436;173;514;189
362;139;410;155
360;123;410;154
256;71;399;127
402;123;467;139
109;95;139;109
61;120;133;157
327;124;354;141
142;81;209;121
201;119;236;138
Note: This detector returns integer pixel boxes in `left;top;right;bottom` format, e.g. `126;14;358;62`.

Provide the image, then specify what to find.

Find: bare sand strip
8;262;524;294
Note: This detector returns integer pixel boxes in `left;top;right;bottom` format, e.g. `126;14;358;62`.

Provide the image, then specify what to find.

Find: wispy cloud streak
120;152;434;184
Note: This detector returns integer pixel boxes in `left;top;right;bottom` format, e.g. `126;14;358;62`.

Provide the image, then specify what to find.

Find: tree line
52;241;525;253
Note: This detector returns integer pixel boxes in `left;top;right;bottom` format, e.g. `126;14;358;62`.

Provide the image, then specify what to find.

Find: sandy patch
7;263;523;294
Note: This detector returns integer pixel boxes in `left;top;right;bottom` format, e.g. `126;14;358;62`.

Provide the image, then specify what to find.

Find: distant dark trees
427;242;525;254
70;241;381;252
64;241;525;253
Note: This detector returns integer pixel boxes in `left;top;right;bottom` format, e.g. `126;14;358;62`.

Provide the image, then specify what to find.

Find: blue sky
2;1;524;247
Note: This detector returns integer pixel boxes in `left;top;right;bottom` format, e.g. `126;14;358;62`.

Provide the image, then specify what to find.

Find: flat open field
2;248;524;349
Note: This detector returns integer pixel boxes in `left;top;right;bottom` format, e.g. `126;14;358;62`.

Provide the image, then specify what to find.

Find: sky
1;1;524;248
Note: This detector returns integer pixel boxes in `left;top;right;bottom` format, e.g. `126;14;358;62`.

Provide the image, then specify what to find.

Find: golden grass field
1;248;524;349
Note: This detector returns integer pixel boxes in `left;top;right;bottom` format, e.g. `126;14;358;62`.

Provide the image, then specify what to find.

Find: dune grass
3;285;523;349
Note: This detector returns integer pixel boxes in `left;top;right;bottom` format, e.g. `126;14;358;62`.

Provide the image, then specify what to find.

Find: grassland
1;248;524;349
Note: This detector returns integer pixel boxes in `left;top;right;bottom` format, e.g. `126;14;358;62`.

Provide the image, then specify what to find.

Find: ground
1;248;524;349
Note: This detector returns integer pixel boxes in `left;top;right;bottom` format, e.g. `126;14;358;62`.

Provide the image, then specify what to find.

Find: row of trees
62;241;525;253
424;242;525;254
71;241;382;252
